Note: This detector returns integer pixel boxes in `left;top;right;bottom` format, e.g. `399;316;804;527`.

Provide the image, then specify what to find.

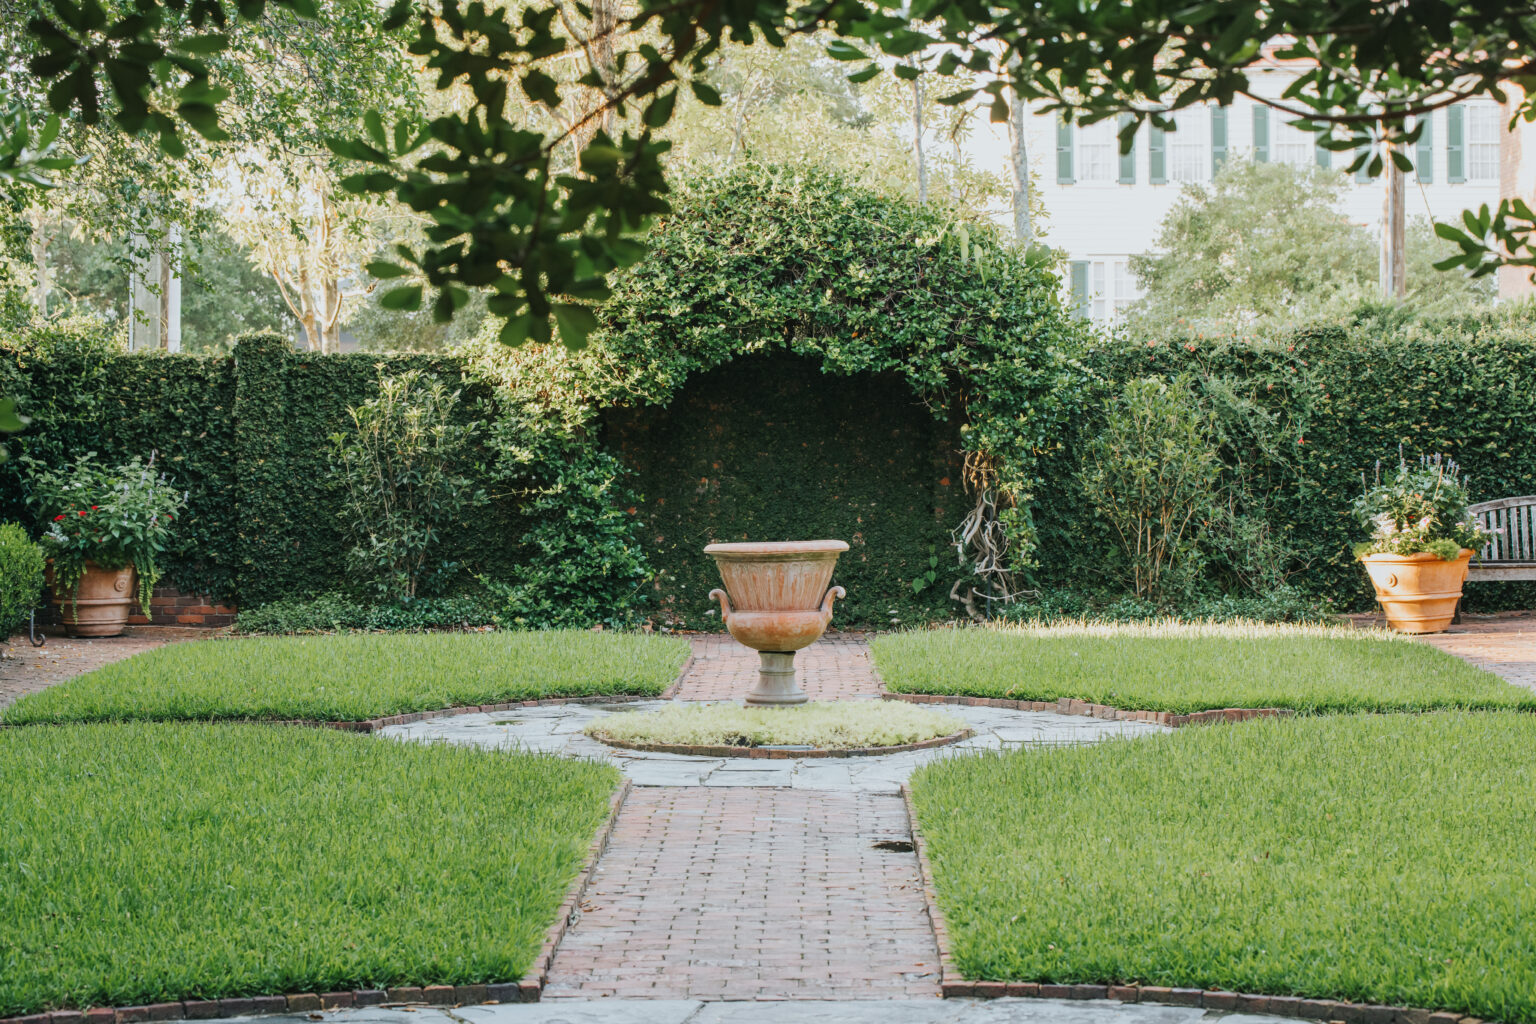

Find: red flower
77;510;87;516
53;514;65;522
91;505;98;510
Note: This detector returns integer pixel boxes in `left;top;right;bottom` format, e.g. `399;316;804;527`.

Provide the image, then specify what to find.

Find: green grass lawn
1;630;690;725
910;713;1536;1021
873;622;1536;714
0;721;619;1016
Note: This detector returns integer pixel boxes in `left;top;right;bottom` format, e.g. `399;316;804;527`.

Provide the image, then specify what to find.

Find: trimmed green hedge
0;330;524;605
1035;307;1536;610
6;225;1536;620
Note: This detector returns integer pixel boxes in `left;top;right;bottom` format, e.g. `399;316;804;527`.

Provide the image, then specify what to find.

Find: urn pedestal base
747;651;808;706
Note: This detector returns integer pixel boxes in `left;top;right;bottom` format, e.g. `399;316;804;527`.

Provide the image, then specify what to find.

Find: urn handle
820;585;846;618
708;588;733;622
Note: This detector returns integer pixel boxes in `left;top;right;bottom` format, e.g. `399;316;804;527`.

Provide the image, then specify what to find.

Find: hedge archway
468;165;1091;626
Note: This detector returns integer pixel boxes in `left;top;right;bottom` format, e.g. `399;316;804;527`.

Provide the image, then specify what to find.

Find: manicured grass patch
585;700;965;749
910;713;1536;1021
1;631;690;724
0;722;619;1016
872;622;1536;714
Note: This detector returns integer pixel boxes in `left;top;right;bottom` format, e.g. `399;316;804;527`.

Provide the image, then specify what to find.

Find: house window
1077;119;1118;182
1466;103;1501;182
1069;258;1141;323
1272;116;1315;168
1167;108;1206;182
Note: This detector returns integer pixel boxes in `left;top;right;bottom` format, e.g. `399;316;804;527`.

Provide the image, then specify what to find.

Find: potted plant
24;453;186;637
1352;453;1491;634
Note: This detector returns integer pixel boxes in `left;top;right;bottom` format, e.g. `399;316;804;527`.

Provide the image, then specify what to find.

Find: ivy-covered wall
1;330;524;605
1031;309;1536;612
604;353;964;627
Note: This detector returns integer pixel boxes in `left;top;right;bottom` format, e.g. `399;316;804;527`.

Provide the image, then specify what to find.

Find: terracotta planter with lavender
48;560;136;638
1360;549;1472;634
706;540;847;706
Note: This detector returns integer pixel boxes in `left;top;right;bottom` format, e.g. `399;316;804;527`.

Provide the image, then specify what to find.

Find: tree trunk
911;73;927;205
1380;138;1406;298
27;210;50;316
1006;82;1033;245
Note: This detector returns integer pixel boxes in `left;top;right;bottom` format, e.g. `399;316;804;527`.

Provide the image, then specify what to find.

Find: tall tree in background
1127;160;1493;335
13;0;1536;346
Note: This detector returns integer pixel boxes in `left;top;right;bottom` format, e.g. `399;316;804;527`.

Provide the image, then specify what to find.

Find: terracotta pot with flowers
25;453;186;637
1352;453;1491;634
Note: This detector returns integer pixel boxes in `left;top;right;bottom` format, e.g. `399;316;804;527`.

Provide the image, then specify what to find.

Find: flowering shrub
1352;453;1490;562
21;453;186;615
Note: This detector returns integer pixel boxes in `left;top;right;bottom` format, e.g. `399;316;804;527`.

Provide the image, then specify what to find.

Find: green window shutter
1315;131;1331;168
1211;106;1228;176
1057;116;1075;184
1416;114;1433;182
1252;106;1269;162
1447;104;1465;183
1118;114;1136;183
1070;261;1090;318
1149;126;1166;184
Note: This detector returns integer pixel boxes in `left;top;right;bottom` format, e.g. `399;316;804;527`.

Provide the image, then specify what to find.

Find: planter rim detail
704;540;849;559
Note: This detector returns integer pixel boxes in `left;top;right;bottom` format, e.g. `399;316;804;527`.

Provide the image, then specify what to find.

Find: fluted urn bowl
705;540;848;706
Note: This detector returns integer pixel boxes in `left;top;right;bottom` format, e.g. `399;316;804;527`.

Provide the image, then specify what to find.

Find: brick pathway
0;627;211;711
1345;612;1536;692
1419;618;1536;692
544;787;941;1000
674;633;881;701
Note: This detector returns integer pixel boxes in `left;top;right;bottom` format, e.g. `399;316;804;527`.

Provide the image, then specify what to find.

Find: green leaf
0;397;28;434
379;285;423;311
365;261;411;279
553;303;598;348
690;80;722;107
643;89;677;129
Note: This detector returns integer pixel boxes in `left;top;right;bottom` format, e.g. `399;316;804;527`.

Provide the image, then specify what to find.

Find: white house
1006;61;1514;322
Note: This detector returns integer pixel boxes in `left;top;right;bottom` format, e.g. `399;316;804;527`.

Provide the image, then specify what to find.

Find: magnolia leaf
379;285;423;310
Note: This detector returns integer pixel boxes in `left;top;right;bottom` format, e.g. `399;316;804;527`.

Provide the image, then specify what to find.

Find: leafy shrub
329;370;485;601
235;593;498;634
22;452;185;615
1352;451;1489;561
1078;377;1222;602
0;522;45;639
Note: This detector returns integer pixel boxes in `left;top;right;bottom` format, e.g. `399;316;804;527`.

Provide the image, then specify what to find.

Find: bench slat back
1470;497;1536;562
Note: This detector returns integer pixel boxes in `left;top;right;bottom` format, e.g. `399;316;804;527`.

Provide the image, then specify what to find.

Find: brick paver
0;627;212;710
1346;612;1536;692
1419;619;1536;692
544;787;941;1000
674;633;882;701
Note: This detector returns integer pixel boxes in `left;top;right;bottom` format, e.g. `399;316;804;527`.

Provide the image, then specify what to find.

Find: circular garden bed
583;700;972;758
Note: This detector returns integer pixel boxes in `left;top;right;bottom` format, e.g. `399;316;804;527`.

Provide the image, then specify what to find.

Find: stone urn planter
706;540;848;706
48;561;136;638
1360;549;1473;634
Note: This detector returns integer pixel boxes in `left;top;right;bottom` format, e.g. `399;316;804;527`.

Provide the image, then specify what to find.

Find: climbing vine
464;165;1092;623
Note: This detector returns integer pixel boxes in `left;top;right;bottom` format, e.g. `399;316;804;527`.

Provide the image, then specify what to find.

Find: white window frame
1466;103;1501;182
1077;119;1118;183
1272;116;1314;169
1167;108;1207;182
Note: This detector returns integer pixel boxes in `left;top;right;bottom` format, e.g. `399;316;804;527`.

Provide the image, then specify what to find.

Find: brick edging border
591;727;974;760
899;784;1482;1024
513;778;632;998
0;781;633;1024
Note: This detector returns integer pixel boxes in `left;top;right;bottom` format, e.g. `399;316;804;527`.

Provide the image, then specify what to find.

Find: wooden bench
1467;496;1536;582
